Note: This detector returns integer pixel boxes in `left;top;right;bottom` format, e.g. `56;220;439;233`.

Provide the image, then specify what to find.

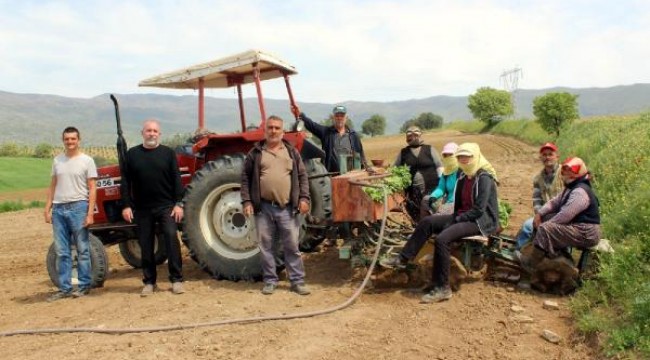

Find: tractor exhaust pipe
109;94;129;179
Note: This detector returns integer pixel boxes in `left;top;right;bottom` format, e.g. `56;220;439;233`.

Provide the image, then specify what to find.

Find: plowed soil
0;130;597;359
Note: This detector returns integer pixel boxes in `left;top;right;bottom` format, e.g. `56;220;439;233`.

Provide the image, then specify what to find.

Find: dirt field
0;131;596;359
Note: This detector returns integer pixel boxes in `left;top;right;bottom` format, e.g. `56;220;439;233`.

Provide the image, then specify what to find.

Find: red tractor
47;50;333;287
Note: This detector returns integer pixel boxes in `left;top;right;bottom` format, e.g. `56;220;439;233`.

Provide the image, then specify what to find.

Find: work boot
421;286;452;303
290;283;311;296
379;253;407;269
72;287;90;298
47;291;72;302
519;247;547;273
261;283;277;295
140;284;156;297
172;282;185;295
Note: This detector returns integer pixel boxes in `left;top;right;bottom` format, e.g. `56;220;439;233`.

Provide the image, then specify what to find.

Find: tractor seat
426;235;489;246
461;235;489;245
575;239;613;275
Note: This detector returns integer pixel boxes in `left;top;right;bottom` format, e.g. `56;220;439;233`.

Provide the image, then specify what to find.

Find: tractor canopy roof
138;49;297;89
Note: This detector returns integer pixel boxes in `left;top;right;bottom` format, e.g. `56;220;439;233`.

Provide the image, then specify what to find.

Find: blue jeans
52;200;91;293
255;202;305;285
515;217;534;250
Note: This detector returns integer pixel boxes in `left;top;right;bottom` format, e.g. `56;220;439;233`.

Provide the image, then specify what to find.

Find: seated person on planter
518;157;601;271
422;142;460;217
381;143;499;303
514;142;563;250
393;126;443;222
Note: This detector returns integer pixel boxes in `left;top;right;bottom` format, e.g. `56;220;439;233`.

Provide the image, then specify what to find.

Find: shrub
33;143;54;158
0;200;45;213
0;142;21;157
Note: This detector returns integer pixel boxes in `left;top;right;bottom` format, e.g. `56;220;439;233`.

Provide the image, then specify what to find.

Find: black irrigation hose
0;187;389;338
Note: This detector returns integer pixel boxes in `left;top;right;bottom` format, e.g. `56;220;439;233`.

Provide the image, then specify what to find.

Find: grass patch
0;200;45;213
444;120;484;133
0;157;52;192
490;118;551;146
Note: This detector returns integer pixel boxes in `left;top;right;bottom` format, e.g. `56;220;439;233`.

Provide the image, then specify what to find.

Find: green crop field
0;157;52;192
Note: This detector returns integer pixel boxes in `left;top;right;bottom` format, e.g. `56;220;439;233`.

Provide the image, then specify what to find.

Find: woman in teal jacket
423;142;460;216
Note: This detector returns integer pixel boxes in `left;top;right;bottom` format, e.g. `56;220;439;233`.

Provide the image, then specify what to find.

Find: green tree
400;119;417;133
414;112;443;130
162;132;193;149
467;87;513;126
400;112;444;133
361;114;386;137
33;143;54;158
533;92;579;137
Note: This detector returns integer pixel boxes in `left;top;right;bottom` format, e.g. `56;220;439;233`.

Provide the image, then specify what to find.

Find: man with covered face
519;157;601;271
393;126;443;221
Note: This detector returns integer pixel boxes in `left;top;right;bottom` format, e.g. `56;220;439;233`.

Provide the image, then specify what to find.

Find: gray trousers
255;202;306;285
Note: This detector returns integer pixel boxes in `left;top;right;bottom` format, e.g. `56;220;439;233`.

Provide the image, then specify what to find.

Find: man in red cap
514;142;564;250
519;156;601;270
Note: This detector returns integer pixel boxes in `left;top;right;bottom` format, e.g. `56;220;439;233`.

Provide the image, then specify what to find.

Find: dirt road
0;131;596;359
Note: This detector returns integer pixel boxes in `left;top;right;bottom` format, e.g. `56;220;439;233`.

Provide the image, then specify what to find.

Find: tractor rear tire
46;233;109;289
299;159;332;252
118;236;168;269
182;154;262;281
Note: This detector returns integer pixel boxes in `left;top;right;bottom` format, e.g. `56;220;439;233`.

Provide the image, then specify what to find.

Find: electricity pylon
500;67;523;118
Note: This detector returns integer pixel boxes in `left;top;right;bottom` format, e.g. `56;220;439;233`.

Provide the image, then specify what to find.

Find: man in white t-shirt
44;127;97;302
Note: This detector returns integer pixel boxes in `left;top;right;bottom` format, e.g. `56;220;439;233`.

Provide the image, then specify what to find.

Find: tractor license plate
96;178;114;188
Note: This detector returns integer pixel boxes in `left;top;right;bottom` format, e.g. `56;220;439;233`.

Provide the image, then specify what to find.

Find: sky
1;0;649;103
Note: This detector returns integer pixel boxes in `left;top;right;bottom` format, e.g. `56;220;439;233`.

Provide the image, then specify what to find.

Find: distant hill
2;83;650;145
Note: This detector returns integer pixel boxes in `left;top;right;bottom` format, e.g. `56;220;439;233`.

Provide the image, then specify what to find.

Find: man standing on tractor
291;104;369;174
393;125;443;222
514;142;564;250
44;126;97;302
121;119;185;297
241;115;311;296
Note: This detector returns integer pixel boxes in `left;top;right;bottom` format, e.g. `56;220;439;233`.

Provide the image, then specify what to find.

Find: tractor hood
138;49;297;89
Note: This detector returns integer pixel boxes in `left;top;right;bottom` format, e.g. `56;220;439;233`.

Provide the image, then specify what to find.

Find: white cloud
0;0;648;101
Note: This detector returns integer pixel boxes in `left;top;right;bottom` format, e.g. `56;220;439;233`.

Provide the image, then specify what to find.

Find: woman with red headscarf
520;157;601;270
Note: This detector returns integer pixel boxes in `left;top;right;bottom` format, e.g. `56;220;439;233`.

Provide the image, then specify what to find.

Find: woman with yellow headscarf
381;142;499;303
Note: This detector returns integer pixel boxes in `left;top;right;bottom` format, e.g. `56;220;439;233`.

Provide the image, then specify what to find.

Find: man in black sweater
121;119;185;297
